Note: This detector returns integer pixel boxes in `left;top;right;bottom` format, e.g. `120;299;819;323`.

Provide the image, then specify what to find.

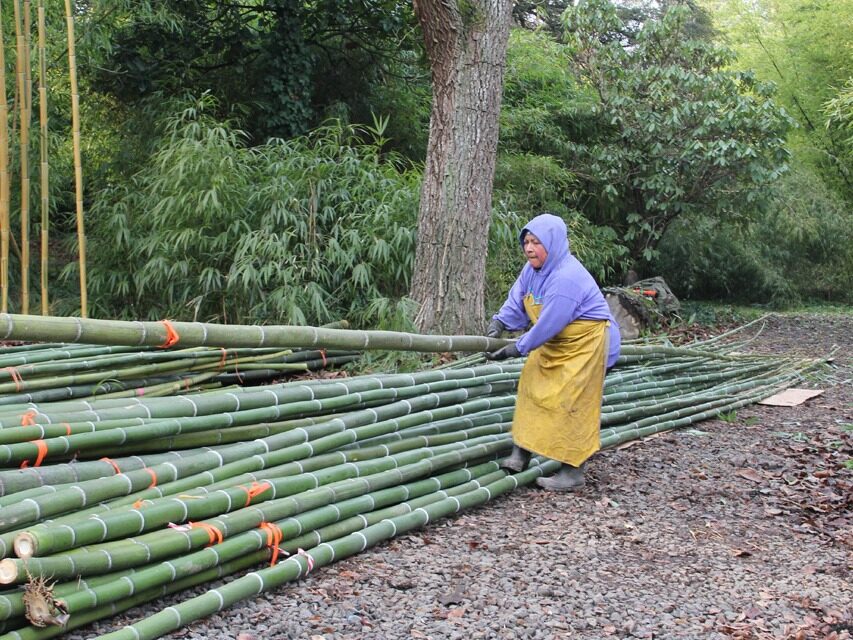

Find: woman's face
523;232;548;269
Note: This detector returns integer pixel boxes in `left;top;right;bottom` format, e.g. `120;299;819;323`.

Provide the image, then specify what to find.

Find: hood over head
519;213;571;275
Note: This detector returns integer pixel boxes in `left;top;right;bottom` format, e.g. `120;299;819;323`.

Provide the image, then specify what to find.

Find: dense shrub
65;97;420;328
654;167;853;306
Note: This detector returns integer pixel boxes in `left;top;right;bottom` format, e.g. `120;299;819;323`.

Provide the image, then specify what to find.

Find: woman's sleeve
493;273;530;331
515;291;580;355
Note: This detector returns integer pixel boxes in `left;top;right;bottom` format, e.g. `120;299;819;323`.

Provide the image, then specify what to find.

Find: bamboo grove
0;317;827;638
0;0;86;317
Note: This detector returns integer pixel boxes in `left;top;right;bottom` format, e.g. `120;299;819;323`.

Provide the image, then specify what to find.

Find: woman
485;213;621;490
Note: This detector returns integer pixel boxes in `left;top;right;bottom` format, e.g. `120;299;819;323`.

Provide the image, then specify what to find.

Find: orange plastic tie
62;422;72;436
3;367;23;392
143;467;158;489
20;410;37;427
20;440;48;468
158;320;180;349
189;521;224;546
259;521;284;567
133;499;147;509
100;457;122;475
218;348;228;371
320;349;328;368
239;481;271;507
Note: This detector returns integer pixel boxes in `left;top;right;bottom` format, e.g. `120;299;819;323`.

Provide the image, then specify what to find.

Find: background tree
409;0;513;334
562;0;792;266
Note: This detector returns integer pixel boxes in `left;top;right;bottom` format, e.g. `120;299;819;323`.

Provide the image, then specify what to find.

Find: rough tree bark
410;0;513;335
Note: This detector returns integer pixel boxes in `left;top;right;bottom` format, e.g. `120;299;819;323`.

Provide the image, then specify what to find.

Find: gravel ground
72;313;852;640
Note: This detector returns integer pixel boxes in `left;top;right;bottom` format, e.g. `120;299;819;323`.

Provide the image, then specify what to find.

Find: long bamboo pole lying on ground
0;313;512;351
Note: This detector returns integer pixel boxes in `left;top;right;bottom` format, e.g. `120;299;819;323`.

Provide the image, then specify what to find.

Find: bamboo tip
13;533;35;559
0;559;19;584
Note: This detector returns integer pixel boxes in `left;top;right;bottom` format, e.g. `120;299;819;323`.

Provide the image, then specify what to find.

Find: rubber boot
535;462;586;491
499;446;531;472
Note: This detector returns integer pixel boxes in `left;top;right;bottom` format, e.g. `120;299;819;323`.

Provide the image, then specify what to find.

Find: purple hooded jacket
493;213;621;368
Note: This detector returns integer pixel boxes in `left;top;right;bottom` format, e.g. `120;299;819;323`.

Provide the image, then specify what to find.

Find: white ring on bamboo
386;518;398;536
0;315;12;339
246;571;265;593
255;325;266;347
123;625;142;640
136;322;148;345
358;514;369;529
318;541;335;561
415;507;430;524
101;548;113;571
70;484;89;505
355;531;369;551
164;462;179;480
165;606;183;624
226;392;241;411
91;515;109;540
182;396;200;417
119;575;137;596
72;317;83;342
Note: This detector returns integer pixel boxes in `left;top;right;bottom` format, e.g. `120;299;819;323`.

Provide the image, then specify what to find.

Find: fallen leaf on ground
736;468;765;483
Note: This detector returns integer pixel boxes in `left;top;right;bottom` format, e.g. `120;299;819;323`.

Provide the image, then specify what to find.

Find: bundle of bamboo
0;319;825;640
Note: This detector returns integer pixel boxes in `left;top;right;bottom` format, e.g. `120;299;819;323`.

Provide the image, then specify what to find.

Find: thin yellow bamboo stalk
13;0;30;315
37;0;47;314
0;0;10;313
65;0;86;317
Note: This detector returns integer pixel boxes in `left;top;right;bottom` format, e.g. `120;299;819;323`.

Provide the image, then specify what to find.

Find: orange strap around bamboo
218;348;228;371
320;349;328;368
4;367;23;392
100;457;122;475
158;320;180;349
133;499;148;509
259;521;284;567
20;410;37;426
62;422;72;436
238;481;272;507
20;440;48;468
189;521;224;546
142;467;158;488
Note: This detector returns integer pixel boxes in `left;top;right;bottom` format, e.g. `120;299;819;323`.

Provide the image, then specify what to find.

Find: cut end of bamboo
13;532;35;559
0;558;19;583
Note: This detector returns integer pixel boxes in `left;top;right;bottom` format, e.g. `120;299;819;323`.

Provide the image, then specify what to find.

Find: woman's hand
486;318;506;338
484;343;520;361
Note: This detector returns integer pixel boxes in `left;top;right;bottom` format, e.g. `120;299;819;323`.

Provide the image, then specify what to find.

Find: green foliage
705;0;853;198
66;97;421;328
562;0;793;266
654;166;853;305
488;29;631;311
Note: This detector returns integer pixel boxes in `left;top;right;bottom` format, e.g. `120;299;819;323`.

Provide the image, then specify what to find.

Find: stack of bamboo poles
0;318;825;639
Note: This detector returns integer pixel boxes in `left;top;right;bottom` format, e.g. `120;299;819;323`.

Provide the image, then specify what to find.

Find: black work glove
486;318;506;339
484;342;521;361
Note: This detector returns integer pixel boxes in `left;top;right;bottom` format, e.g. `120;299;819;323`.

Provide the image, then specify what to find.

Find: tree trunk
410;0;512;335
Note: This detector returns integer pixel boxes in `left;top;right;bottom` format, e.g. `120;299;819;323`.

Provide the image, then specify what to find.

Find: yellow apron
511;293;609;467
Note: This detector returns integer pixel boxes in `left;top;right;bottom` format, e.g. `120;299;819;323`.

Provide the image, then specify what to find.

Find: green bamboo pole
0;0;10;313
0;314;512;352
12;0;29;314
36;0;45;315
64;0;86;317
